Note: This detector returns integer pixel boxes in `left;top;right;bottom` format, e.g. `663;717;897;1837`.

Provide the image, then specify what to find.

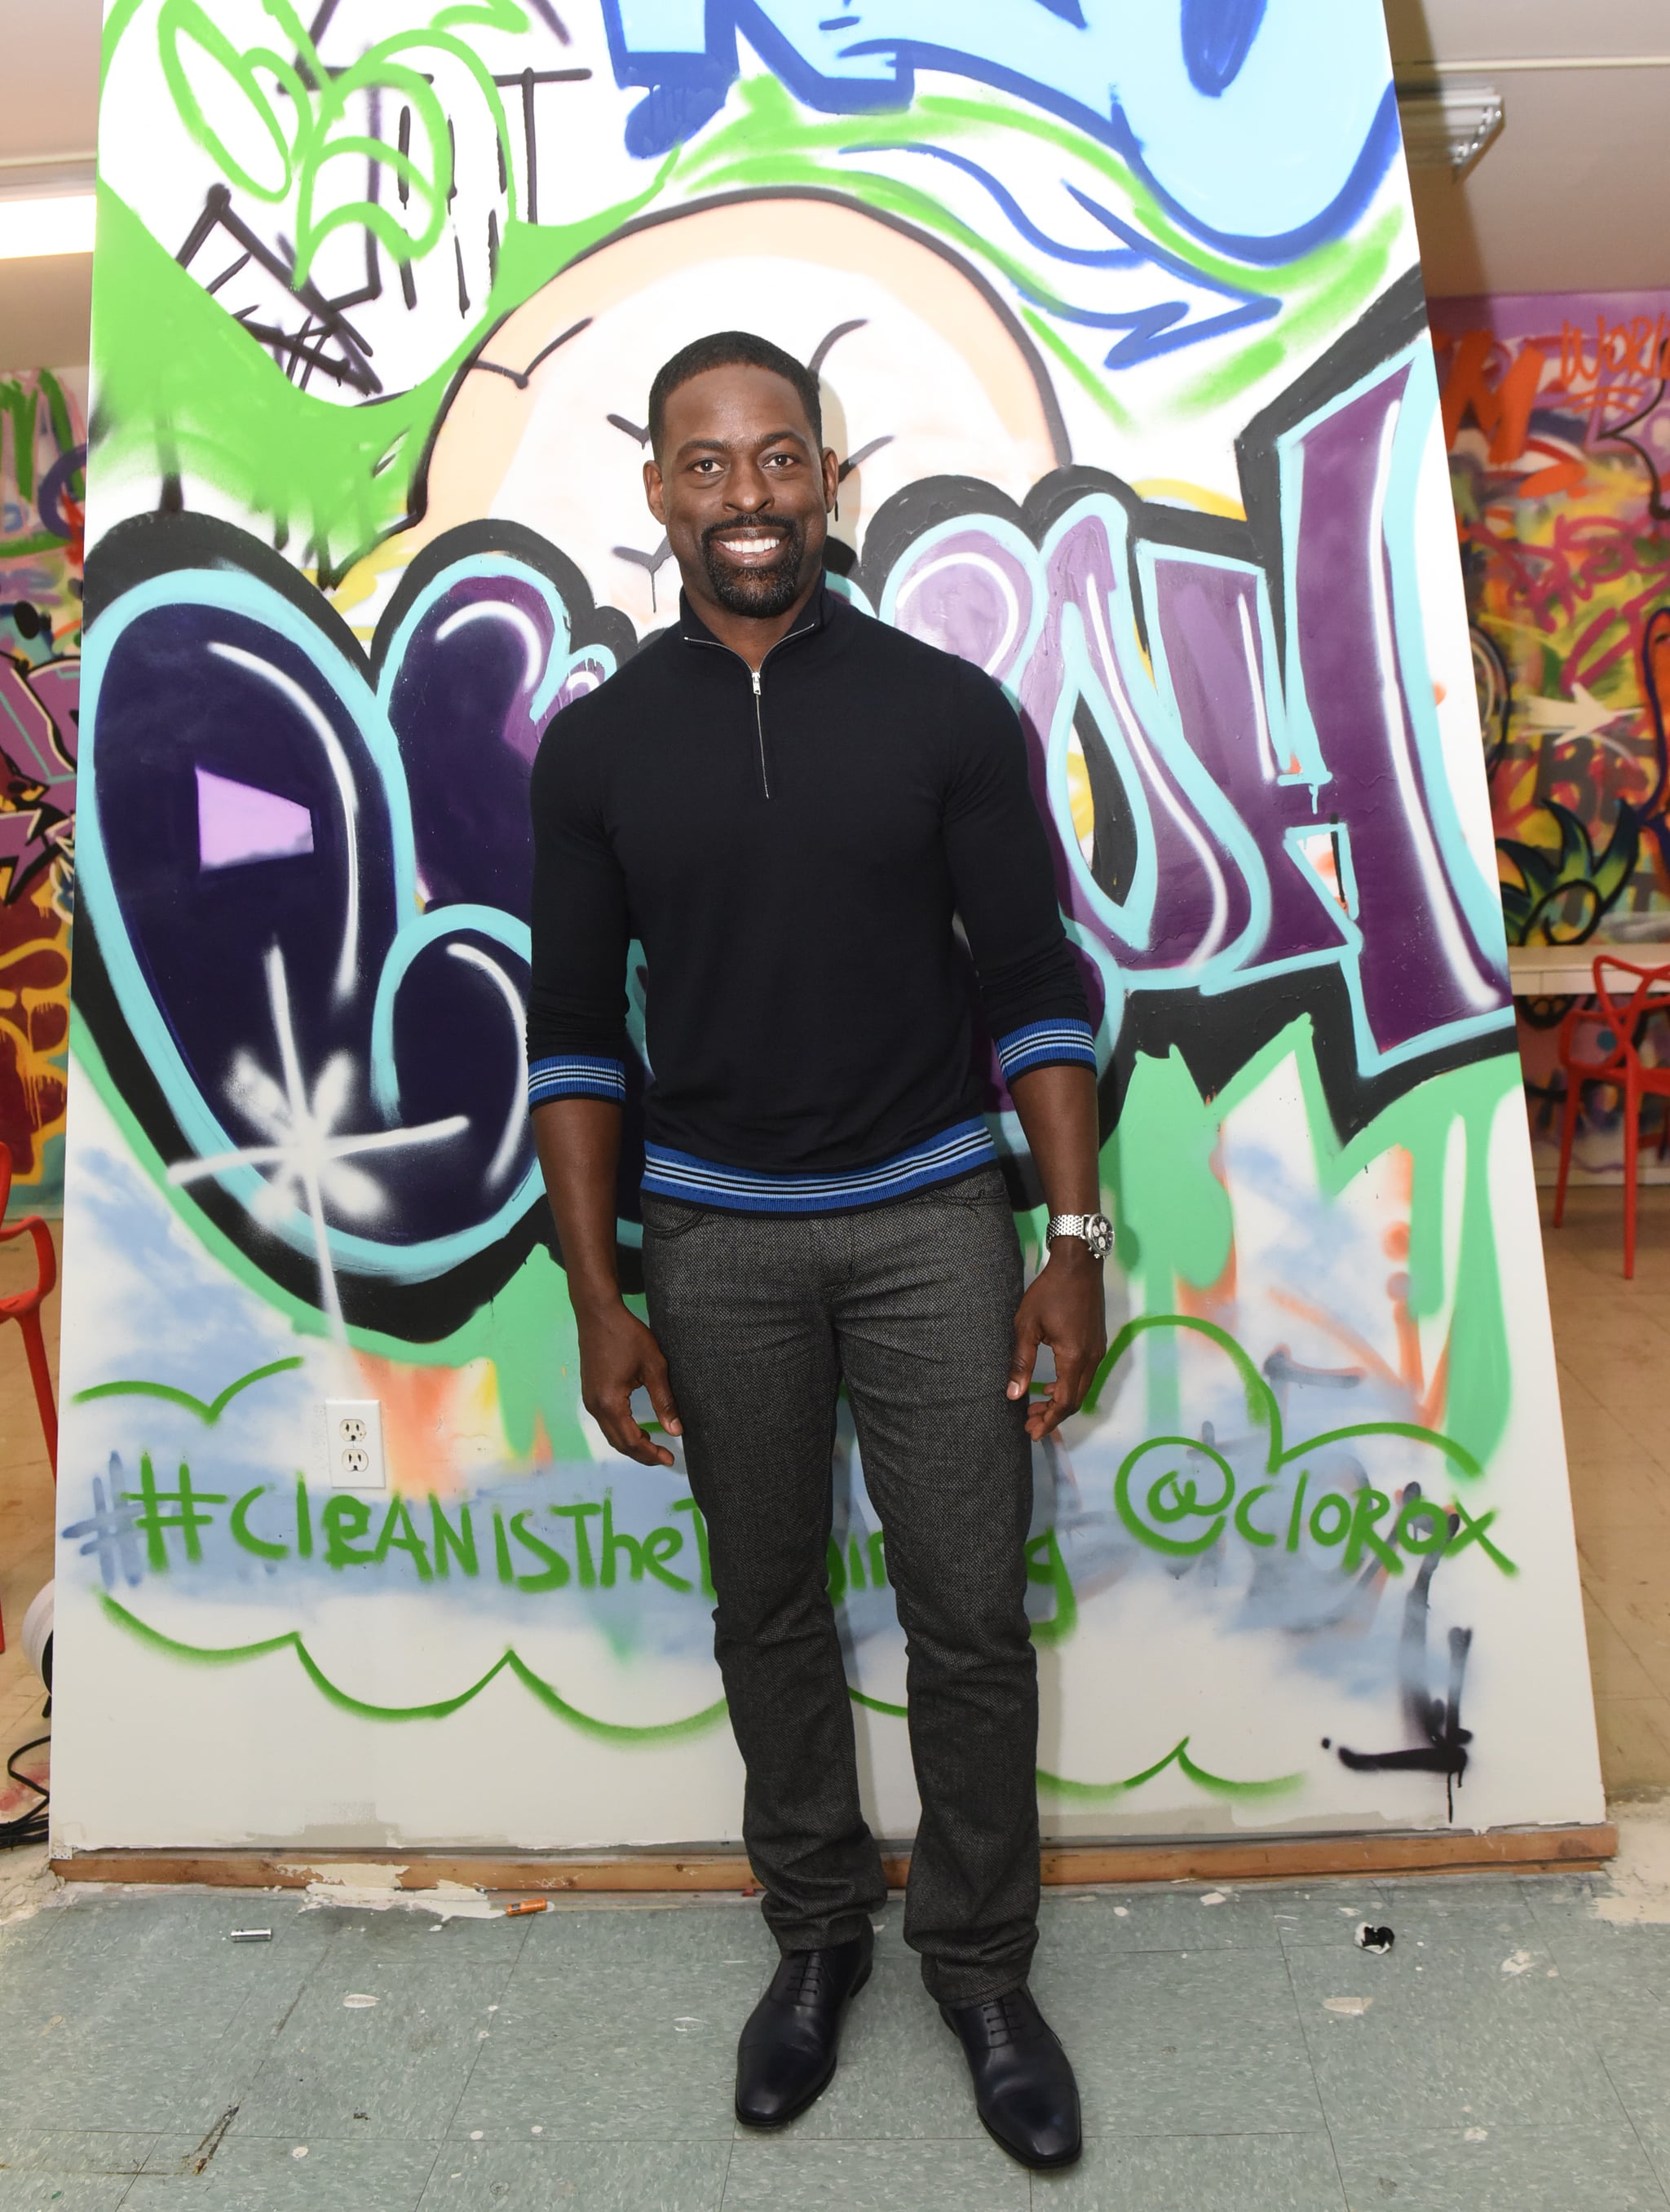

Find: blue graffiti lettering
1181;0;1269;98
601;0;1399;263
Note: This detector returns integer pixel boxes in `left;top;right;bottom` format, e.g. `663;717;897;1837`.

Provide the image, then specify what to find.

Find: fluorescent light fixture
0;157;99;260
1394;78;1504;176
0;192;96;260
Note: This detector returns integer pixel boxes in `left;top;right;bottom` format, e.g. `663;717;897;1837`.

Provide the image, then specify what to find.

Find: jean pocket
640;1199;715;1241
907;1167;1012;1211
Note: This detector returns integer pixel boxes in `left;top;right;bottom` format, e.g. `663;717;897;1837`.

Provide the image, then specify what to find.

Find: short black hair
647;331;823;457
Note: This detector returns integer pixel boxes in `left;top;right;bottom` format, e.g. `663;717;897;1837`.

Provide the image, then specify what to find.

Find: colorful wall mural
52;0;1602;1857
0;369;84;1213
1434;292;1670;1183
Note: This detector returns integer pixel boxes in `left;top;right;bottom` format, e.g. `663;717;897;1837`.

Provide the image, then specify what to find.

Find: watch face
1086;1213;1114;1258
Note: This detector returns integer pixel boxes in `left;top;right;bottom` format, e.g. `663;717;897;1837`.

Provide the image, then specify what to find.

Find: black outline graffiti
178;186;382;398
173;32;594;400
1334;1488;1473;1818
474;315;594;391
808;317;867;377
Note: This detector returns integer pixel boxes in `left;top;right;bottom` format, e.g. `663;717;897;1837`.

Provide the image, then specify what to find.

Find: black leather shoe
734;1924;874;2127
941;1984;1082;2169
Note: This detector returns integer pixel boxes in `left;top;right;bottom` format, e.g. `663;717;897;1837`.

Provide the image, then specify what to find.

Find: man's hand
578;1301;684;1467
1000;1062;1107;1440
532;1099;683;1468
1007;1245;1107;1442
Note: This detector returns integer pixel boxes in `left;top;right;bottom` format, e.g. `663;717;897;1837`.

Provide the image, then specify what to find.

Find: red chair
1553;956;1670;1278
0;1139;58;1654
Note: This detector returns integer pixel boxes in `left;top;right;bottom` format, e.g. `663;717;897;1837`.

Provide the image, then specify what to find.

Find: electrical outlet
325;1399;385;1490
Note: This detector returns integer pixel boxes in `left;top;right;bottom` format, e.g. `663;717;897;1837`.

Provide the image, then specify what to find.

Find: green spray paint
103;1592;729;1741
1102;1020;1516;1468
100;1596;1300;1800
1085;1314;1480;1465
73;1356;304;1425
88;166;674;580
155;0;523;287
1107;1045;1234;1432
1036;1736;1303;1802
1;370;83;564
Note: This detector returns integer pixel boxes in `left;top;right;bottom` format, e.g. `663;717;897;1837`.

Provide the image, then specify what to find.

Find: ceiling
1;1;1668;370
0;0;97;163
1386;0;1670;296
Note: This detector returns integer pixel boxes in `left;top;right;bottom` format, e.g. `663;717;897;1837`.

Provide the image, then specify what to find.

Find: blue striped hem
996;1018;1097;1081
642;1119;998;1214
528;1054;626;1106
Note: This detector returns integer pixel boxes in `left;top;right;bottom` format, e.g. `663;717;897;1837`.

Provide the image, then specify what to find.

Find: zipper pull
751;668;762;696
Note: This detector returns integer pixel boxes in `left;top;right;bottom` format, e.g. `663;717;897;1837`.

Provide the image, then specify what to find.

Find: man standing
527;331;1110;2172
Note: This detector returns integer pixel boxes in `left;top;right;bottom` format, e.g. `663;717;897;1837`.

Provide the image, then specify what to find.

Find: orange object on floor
1553;955;1670;1278
0;1139;58;1655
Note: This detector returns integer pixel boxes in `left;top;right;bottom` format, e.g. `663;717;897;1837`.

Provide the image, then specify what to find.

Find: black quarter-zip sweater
525;579;1094;1214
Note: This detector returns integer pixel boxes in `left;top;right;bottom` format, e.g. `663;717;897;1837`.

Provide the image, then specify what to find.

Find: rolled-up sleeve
525;717;630;1110
943;664;1095;1079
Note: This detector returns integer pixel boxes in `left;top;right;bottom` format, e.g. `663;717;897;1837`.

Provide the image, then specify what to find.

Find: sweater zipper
686;618;817;801
750;664;767;797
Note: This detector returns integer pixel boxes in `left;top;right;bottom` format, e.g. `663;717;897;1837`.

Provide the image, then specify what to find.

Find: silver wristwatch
1047;1212;1114;1260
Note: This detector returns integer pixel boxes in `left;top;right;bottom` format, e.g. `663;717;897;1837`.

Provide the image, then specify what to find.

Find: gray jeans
640;1165;1039;2004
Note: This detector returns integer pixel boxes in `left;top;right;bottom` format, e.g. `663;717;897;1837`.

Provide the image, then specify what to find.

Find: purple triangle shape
197;766;315;872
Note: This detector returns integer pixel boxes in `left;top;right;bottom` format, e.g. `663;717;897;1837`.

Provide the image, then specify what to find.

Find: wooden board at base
51;1824;1617;1893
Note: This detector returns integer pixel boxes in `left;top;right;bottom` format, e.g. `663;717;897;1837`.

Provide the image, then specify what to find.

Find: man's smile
694;490;809;618
712;530;787;562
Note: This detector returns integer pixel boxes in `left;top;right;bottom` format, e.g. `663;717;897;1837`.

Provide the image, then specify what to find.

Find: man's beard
700;515;810;618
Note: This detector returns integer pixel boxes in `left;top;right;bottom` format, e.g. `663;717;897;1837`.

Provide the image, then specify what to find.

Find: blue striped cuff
996;1018;1097;1081
528;1053;627;1106
643;1118;997;1215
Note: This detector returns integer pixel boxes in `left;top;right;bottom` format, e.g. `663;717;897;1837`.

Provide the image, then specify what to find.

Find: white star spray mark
167;945;468;1338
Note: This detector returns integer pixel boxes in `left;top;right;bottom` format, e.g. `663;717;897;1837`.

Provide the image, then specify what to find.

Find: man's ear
822;447;840;512
643;457;666;523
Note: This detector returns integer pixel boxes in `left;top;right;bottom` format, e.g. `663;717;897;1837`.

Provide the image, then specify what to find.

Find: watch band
1046;1212;1112;1257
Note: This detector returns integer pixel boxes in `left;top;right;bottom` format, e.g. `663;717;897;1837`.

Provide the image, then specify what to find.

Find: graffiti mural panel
1;369;84;1211
51;0;1601;1855
1434;291;1670;1181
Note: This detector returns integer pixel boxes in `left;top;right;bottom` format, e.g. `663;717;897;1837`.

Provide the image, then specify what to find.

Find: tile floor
0;1186;1667;2209
0;1868;1668;2210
